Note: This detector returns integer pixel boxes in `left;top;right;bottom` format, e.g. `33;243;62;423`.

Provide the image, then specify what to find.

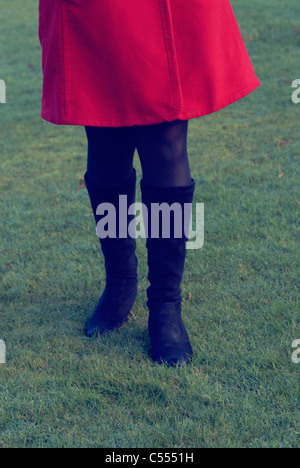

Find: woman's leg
85;125;136;188
84;126;139;337
135;120;195;366
134;119;191;187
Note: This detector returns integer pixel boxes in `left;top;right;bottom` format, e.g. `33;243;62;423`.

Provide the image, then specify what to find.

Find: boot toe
151;344;193;367
85;315;128;337
85;278;137;338
148;301;194;366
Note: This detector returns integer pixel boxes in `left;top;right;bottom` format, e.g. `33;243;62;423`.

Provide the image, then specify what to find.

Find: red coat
38;0;260;127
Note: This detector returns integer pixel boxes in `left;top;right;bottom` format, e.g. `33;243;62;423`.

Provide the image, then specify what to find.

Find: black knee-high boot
84;168;138;337
140;178;196;366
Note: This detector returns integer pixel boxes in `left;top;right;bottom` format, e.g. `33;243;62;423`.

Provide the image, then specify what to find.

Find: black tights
85;119;191;189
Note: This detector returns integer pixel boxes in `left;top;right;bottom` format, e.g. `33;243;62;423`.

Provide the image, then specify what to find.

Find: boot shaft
85;168;138;279
140;179;195;306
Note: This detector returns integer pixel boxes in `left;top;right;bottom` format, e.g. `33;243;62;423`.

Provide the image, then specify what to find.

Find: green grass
0;0;299;448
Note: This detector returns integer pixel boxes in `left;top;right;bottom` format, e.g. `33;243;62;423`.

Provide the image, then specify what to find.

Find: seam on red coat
158;0;183;114
60;0;70;120
225;1;253;76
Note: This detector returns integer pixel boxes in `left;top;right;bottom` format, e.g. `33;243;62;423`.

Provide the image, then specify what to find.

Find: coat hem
40;76;261;128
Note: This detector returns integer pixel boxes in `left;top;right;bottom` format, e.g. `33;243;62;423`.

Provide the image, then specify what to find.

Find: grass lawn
0;0;299;448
